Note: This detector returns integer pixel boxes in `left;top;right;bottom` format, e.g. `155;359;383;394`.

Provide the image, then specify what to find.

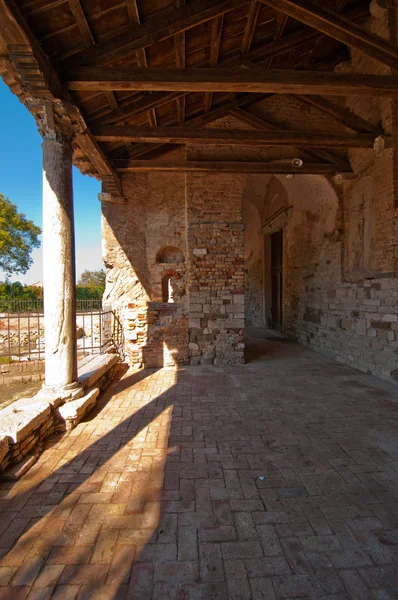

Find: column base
40;381;84;407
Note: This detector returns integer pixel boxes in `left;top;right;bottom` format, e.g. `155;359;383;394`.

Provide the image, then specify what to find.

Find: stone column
42;132;80;395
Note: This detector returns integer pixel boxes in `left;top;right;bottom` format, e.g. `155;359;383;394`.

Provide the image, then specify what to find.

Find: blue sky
0;80;102;284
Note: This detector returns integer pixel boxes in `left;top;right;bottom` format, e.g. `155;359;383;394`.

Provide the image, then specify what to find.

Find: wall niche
156;246;185;264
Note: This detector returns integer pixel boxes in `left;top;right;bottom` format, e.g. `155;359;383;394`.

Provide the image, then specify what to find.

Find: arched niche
156;246;185;264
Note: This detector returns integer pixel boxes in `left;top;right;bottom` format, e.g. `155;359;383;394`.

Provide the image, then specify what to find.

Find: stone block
0;436;9;464
57;388;100;430
78;354;119;390
0;400;51;444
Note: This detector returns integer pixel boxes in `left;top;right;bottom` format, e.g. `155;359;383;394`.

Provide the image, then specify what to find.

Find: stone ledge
78;354;119;390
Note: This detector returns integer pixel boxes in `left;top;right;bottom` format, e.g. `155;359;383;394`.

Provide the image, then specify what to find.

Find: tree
0;194;41;275
78;269;106;289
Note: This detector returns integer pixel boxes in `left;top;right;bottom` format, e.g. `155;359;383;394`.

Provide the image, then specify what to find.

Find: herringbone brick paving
1;332;398;599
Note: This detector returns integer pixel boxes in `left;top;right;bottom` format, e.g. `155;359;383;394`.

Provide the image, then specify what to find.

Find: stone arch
156;246;184;264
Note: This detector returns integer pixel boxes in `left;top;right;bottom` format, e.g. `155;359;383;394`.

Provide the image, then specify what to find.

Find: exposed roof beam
259;0;398;71
295;95;382;135
62;0;249;67
67;67;398;97
113;160;352;173
93;125;378;148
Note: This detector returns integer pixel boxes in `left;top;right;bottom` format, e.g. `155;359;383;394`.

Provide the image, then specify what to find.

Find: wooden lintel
93;125;378;149
67;67;398;97
113;160;352;173
259;0;398;71
63;0;249;67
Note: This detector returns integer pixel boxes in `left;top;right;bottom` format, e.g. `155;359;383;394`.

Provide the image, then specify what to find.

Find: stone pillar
42;132;80;395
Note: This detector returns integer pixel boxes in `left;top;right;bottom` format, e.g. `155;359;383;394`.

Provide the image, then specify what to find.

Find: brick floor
1;330;398;599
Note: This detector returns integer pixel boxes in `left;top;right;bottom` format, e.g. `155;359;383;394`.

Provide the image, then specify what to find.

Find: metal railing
0;298;103;314
0;303;124;364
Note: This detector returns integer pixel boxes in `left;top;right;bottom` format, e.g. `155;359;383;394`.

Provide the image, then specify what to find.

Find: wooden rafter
259;0;398;71
174;0;186;123
113;159;352;173
68;0;94;47
63;0;249;67
126;0;157;126
274;13;288;40
204;14;224;112
67;67;398;97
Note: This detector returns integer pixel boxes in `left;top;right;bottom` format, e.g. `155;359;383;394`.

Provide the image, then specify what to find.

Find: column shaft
42;136;78;391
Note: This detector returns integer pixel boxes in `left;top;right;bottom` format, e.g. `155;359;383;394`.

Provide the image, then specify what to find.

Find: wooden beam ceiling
63;0;249;67
259;0;398;71
113;160;352;173
67;67;398;97
93;125;379;149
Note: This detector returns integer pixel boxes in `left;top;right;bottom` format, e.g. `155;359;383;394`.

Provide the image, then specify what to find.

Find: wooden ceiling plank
66;67;398;97
93;124;378;148
67;0;94;47
113;159;352;173
229;107;342;162
296;94;382;134
63;0;249;67
204;14;224;112
258;0;398;71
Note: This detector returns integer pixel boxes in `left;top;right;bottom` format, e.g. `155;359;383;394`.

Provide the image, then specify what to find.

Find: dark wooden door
271;230;283;329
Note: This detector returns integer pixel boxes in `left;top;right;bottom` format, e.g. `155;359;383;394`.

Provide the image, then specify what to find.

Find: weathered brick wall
186;171;245;365
103;162;246;367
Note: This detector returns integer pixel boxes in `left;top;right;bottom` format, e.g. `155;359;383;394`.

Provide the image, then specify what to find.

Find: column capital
28;98;85;143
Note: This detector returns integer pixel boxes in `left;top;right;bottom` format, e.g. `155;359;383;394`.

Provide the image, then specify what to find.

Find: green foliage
0;194;41;275
77;269;105;299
